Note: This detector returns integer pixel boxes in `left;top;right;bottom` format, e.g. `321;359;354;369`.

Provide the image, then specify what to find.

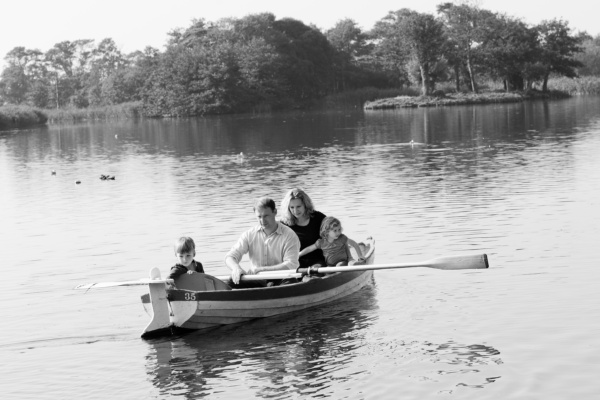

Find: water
1;96;600;399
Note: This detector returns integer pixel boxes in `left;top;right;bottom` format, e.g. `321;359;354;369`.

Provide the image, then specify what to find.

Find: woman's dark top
284;211;326;268
167;260;205;279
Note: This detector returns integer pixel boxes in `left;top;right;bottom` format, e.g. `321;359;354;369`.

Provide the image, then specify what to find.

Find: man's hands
230;264;244;284
248;265;262;275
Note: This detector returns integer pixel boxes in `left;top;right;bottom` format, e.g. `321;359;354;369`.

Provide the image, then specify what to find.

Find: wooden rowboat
140;237;376;338
75;238;489;339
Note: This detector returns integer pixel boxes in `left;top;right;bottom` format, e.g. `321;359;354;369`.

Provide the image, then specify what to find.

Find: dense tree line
1;4;597;116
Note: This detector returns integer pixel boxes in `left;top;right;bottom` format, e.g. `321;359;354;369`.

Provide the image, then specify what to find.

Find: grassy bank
363;76;600;110
45;101;143;123
0;105;48;130
364;89;572;110
322;87;420;108
364;91;525;109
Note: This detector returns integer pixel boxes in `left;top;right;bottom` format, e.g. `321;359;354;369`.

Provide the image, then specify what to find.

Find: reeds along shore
0;104;48;129
2;77;600;128
0;102;143;129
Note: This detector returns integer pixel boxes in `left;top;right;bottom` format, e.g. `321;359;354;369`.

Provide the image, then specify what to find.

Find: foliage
548;76;600;94
576;35;600;76
44;101;142;122
477;14;540;91
534;19;584;91
322;86;418;109
0;8;590;117
326;19;373;91
437;2;496;92
0;104;47;129
371;9;446;95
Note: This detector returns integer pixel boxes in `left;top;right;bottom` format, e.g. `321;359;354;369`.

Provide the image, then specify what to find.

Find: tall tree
576;34;600;76
0;47;44;104
272;17;335;101
535;19;584;91
326;19;368;91
437;2;495;93
373;9;446;95
479;14;539;91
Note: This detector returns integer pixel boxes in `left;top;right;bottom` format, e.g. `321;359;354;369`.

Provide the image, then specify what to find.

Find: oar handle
214;272;302;282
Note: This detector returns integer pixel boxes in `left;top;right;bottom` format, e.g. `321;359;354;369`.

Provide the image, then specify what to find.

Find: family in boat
167;188;366;288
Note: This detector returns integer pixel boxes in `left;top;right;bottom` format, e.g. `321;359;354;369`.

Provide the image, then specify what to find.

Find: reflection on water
144;279;503;399
1;96;600;399
146;280;379;398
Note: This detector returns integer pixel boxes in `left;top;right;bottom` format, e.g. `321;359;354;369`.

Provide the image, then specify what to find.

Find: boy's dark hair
174;237;195;254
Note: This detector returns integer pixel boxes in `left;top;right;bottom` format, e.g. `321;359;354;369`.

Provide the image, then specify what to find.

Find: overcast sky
1;0;596;70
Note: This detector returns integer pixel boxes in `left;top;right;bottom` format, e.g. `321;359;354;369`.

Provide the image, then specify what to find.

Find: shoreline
363;90;571;110
0;90;576;129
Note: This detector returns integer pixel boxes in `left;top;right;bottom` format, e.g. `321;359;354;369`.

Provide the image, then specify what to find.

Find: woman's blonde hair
319;216;342;239
280;188;315;225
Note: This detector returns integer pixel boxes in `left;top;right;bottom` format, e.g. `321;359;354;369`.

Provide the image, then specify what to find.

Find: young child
167;237;205;279
299;216;364;267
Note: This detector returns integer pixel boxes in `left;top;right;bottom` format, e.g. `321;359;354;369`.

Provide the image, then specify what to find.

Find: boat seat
173;273;232;291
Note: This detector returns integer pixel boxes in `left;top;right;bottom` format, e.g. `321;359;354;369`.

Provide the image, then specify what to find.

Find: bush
44;101;143;122
548;76;600;94
0;105;48;129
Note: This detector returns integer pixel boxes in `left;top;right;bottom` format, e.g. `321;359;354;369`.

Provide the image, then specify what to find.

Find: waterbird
51;170;56;175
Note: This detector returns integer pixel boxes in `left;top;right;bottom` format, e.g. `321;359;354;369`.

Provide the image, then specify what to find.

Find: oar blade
428;253;489;270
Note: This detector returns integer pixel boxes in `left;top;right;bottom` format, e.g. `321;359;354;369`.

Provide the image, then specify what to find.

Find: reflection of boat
141;238;375;338
146;283;378;397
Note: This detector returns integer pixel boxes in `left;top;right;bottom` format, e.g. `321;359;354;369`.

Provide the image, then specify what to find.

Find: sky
1;0;597;70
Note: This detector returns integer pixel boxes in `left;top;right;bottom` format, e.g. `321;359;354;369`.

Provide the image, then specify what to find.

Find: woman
280;188;327;269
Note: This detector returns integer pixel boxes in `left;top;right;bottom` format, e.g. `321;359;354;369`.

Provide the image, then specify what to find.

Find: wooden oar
75;279;174;290
74;273;300;290
75;254;487;290
295;253;489;275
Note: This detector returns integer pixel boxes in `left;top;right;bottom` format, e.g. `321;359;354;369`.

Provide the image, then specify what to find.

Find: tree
86;38;128;105
373;9;446;95
0;64;29;104
437;2;495;93
479;14;539;91
535;19;584;91
45;40;95;107
326;19;369;91
272;17;335;101
0;47;47;105
576;34;600;76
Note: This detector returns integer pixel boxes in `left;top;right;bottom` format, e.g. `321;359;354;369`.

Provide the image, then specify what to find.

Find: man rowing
225;197;301;287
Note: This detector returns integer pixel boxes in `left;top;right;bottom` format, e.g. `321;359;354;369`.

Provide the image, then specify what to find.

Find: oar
74;273;300;290
75;254;487;290
295;253;489;275
75;279;174;290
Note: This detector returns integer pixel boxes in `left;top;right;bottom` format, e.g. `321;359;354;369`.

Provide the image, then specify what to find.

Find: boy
168;237;205;279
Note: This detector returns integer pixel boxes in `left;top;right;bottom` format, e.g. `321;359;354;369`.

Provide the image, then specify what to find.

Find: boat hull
175;270;373;330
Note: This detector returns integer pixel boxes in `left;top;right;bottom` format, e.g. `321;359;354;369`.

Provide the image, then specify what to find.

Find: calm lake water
1;96;600;399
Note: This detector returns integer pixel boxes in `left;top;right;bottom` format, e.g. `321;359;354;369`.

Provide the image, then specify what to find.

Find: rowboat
139;237;377;338
75;238;489;339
